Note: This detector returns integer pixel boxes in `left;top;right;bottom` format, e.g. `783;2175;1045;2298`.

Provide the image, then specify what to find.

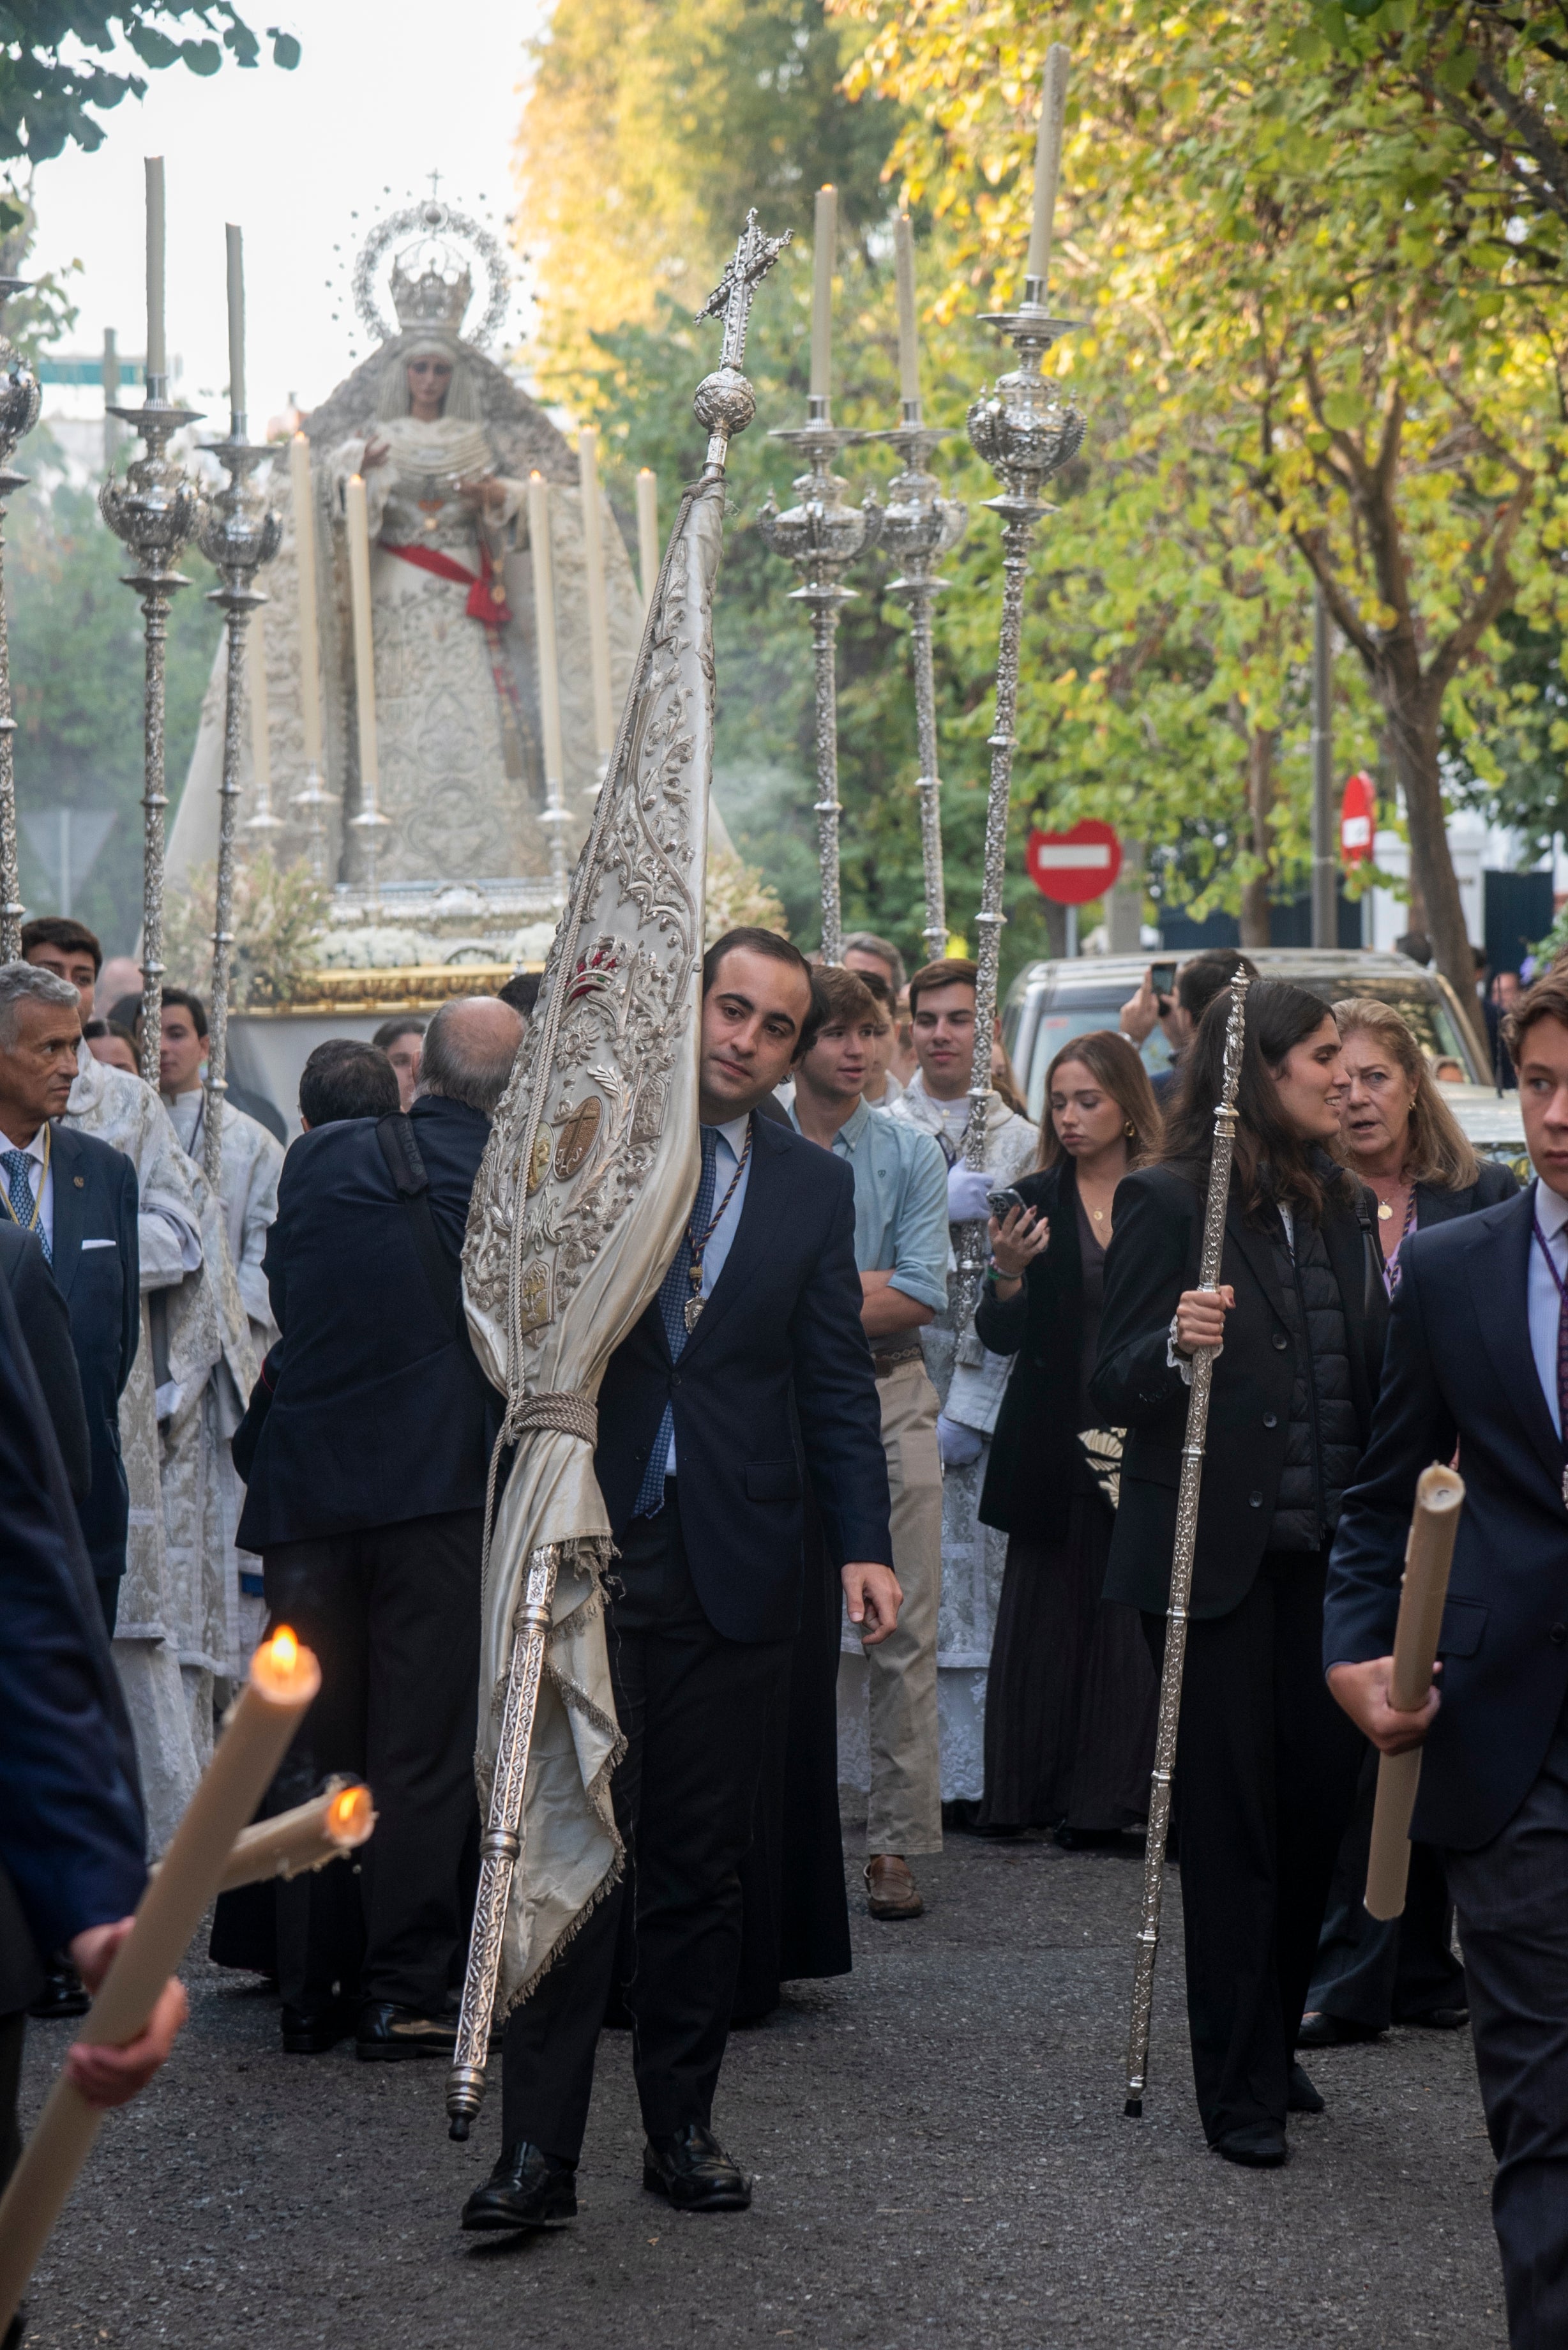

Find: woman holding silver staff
1091;982;1388;2167
1300;997;1517;2051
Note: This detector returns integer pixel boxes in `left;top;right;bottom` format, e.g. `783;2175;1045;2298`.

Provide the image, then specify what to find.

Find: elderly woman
974;1031;1161;1844
1300;996;1519;2050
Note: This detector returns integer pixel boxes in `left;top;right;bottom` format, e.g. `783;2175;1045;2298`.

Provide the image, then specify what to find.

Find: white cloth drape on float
461;476;723;2010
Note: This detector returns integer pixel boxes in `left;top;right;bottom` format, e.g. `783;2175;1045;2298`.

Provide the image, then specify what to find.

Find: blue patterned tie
1;1149;47;1263
631;1125;720;1520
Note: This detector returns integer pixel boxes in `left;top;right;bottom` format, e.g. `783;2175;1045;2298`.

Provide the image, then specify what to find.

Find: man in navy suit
234;994;522;2063
0;964;139;1630
0;1259;185;2339
464;929;898;2237
1325;966;1568;2348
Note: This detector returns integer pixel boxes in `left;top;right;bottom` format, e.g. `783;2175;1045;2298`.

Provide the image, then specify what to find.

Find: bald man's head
417;995;524;1116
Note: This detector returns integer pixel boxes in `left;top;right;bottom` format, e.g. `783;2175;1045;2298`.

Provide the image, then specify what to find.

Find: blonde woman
1301;996;1519;2052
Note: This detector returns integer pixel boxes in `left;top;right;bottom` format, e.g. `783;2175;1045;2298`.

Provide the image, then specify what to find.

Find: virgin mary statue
167;199;644;927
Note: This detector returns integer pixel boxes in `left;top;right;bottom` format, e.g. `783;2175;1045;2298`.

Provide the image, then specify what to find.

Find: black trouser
1143;1549;1365;2144
1446;1702;1568;2349
1;2008;24;2193
262;1508;483;2015
500;1483;791;2159
1308;1743;1465;2029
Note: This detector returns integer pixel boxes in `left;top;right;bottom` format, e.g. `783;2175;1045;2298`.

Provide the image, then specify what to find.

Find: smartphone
988;1186;1027;1222
1150;960;1177;1001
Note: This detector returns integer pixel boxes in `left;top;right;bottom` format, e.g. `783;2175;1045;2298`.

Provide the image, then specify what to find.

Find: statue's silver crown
389;238;473;336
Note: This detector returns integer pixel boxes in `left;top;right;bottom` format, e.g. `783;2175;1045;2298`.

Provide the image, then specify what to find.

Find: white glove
947;1164;994;1224
937;1413;985;1467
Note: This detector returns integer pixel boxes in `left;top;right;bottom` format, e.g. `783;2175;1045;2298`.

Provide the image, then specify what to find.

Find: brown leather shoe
864;1854;924;1920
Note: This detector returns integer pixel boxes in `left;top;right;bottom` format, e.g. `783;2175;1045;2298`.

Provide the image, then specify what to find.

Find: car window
1022;996;1172;1120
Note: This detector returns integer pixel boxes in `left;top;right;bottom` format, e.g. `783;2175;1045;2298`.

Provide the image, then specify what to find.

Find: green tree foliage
8;439;223;951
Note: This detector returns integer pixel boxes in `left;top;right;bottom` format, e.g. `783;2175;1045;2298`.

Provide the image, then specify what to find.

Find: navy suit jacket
0;1261;144;1996
594;1111;893;1644
48;1120;140;1587
0;1222;91;1506
235;1096;499;1549
1325;1180;1568;1849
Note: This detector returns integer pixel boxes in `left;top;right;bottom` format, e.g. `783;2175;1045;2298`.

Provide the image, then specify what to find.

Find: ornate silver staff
445;209;790;2143
870;215;965;967
1124;972;1250;2117
0;276;39;960
195;225;280;1189
953;45;1083;1318
758;185;880;966
101;160;201;1085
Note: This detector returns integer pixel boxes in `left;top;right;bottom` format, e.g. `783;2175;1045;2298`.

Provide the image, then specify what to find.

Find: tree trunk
1379;675;1483;1054
1239;724;1277;949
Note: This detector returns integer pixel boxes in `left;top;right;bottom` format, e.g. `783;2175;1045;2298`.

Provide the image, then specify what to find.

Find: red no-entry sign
1026;820;1122;906
1341;771;1375;866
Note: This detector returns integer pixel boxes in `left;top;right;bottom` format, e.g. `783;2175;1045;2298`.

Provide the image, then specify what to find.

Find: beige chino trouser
856;1349;944;1857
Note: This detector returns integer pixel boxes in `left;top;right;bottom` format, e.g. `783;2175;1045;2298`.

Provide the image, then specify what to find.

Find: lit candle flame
249;1622;317;1705
330;1785;372;1841
269;1625;299;1675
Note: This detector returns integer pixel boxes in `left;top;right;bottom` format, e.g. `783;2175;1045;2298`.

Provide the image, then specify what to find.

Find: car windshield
1009;966;1481;1121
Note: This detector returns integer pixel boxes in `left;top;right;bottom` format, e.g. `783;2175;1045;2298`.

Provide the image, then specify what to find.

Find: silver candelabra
0;278;40;960
952;279;1084;1316
102;377;203;1086
758;409;882;966
870;410;966;967
196;417;281;1189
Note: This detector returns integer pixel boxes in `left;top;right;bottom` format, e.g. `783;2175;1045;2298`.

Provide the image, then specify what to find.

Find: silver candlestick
0;278;40;960
869;409;966;966
102;377;203;1086
196;418;280;1190
758;409;882;966
952;280;1083;1317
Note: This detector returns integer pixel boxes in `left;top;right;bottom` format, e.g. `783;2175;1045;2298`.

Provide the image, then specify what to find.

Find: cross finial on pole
427;169;442;201
695;209;792;377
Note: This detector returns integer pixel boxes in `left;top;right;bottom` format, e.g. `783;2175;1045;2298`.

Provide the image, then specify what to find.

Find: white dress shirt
1528;1177;1568;1441
0;1123;54;1249
664;1111;753;1478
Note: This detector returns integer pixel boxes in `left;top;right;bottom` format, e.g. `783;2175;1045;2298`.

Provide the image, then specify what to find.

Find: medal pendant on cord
684;1273;704;1335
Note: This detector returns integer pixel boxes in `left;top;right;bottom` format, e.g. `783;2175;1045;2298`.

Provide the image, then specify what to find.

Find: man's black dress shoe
356;2003;459;2061
1405;2005;1468;2031
643;2122;751;2211
1295;2008;1383;2049
28;1960;89;2021
1212;2123;1288;2169
461;2143;577;2233
281;1999;358;2054
1287;2063;1325;2115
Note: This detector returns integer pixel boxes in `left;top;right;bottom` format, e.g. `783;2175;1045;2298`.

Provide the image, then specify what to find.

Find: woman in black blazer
1090;980;1389;2168
1302;997;1519;2052
974;1031;1162;1842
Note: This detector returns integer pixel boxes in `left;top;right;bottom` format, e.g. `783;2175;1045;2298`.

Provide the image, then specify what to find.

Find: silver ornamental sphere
878;467;967;568
0;354;40;461
100;455;204;571
692;367;757;439
757;473;881;575
198;492;283;581
966;367;1085;492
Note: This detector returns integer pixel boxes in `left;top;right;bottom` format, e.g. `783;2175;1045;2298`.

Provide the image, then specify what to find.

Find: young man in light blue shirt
791;966;949;1919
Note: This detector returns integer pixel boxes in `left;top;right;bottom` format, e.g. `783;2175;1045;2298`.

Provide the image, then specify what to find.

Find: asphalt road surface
17;1817;1504;2350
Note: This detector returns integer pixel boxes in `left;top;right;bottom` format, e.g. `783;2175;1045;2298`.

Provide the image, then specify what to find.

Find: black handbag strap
375;1112;462;1338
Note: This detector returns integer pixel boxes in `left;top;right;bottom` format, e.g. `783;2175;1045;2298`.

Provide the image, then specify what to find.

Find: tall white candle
894;211;921;409
636;469;658;614
1025;44;1071;291
577;427;614;767
527;472;565;785
144;158;166;383
344;473;380;810
225;222;245;421
810;184;836;404
0;1629;322;2337
289;433;324;769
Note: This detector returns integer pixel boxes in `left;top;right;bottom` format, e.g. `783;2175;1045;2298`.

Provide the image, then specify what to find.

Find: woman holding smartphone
973;1031;1162;1842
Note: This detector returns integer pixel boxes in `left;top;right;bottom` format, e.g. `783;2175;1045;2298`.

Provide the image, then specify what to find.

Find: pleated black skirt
978;1487;1157;1833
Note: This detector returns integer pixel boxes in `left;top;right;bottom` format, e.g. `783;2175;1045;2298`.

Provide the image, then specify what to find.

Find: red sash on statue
384;538;510;626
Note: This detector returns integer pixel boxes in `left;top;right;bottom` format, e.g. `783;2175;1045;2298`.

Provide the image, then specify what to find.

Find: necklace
684;1121;753;1333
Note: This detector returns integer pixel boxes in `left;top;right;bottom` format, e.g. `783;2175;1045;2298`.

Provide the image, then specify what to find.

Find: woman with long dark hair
1091;981;1389;2168
974;1032;1161;1841
1300;997;1519;2051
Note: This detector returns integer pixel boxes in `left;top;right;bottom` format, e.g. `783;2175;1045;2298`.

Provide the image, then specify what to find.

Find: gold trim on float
241;963;541;1016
